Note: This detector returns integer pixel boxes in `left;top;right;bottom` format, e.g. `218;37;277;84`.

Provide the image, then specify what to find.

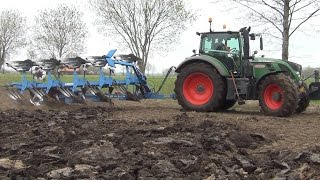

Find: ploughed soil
1;88;320;179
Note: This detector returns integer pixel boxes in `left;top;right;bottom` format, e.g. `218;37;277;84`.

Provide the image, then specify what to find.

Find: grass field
0;72;176;95
1;72;319;104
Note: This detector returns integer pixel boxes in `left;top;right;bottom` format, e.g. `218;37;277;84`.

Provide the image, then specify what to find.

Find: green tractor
174;23;318;117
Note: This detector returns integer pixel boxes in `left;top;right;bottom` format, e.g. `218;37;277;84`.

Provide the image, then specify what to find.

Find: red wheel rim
263;84;284;110
183;72;214;105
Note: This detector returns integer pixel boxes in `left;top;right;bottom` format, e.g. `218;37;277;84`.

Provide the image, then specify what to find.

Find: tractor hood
253;57;302;73
252;57;281;63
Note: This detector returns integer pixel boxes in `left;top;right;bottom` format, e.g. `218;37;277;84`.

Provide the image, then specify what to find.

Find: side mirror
196;32;200;36
253;50;258;55
192;49;197;54
260;37;263;50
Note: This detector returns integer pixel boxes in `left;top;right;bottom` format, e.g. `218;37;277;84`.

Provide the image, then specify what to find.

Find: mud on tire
258;73;298;117
296;83;310;113
174;62;226;112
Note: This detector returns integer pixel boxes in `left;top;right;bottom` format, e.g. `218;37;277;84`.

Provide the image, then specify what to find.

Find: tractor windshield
200;33;240;54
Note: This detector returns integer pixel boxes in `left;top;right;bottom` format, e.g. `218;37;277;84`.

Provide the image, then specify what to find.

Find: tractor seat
114;54;142;63
36;58;61;70
62;57;88;69
86;56;107;67
6;59;36;72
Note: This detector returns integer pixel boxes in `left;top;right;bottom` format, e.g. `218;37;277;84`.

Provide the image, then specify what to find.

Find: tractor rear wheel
174;63;226;112
258;74;298;117
296;83;310;113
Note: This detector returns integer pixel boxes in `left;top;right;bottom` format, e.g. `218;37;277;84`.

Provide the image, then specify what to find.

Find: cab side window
203;37;212;53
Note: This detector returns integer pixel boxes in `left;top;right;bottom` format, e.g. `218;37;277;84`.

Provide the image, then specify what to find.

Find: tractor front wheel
259;74;298;117
174;63;226;112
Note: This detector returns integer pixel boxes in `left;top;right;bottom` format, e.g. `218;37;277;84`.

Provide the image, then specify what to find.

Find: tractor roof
196;31;239;36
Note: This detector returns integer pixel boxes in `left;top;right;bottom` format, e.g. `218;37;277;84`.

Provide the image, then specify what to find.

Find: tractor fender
175;55;229;76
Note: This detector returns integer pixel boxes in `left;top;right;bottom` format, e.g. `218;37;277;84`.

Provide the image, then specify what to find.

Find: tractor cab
197;26;264;78
199;31;242;73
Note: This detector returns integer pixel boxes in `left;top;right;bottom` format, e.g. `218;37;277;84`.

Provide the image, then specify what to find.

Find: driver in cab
215;39;230;52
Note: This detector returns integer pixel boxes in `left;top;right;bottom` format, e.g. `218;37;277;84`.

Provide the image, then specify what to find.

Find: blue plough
5;49;175;106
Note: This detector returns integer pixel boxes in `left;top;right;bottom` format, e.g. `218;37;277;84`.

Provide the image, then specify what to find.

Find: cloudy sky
1;0;320;73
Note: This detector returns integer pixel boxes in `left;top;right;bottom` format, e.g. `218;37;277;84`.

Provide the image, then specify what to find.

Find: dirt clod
0;93;320;178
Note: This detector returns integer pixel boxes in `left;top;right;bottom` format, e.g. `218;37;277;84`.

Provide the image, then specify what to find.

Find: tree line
1;0;319;74
0;0;194;73
0;4;88;70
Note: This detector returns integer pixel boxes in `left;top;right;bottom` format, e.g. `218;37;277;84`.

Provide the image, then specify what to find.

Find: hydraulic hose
156;66;176;94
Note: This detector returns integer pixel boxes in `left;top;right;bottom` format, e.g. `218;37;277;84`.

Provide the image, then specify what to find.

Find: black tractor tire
174;62;226;112
296;83;310;113
258;73;298;117
221;100;237;110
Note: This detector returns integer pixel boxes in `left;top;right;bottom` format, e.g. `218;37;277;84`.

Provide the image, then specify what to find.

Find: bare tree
90;0;195;73
27;45;39;60
0;9;27;70
216;0;320;60
33;4;88;58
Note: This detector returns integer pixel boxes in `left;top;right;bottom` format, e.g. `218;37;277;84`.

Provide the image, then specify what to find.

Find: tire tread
174;62;226;112
258;74;298;117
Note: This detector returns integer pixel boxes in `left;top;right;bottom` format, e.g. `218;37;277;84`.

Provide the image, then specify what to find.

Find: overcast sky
1;0;320;73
